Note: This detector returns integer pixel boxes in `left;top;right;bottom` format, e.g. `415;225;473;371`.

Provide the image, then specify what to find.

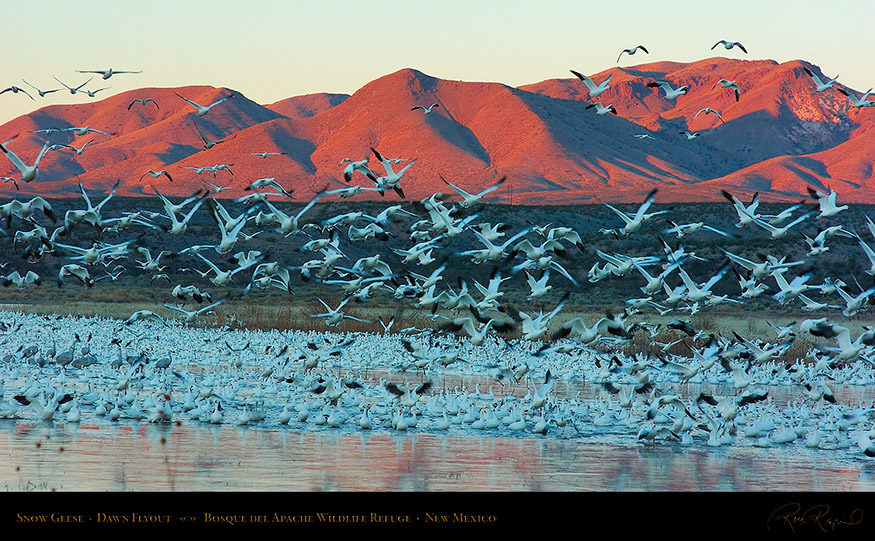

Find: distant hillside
0;58;872;204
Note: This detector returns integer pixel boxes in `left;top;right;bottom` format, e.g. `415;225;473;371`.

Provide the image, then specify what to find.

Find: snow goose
439;175;506;207
837;86;875;108
802;66;839;92
175;91;234;116
648;80;688;100
128;98;159;110
0;136;51;183
586;102;617;115
711;40;748;54
21;79;60;98
712;79;741;101
806;186;848;218
570;70;611;98
77;68;142;80
411;103;439;114
0;86;33;100
52;75;92;94
370;147;415;198
692;107;725;124
617;45;648;63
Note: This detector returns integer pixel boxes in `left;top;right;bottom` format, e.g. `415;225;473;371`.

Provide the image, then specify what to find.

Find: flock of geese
1;52;875;460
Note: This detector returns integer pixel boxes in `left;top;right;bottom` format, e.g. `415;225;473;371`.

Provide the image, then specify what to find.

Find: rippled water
4;419;875;492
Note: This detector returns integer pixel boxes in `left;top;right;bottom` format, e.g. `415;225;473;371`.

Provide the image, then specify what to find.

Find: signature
767;503;863;534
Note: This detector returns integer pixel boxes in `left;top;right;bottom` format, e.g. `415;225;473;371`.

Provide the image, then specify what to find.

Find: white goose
617;45;648;63
77;68;142;80
128;98;159;110
162;298;226;324
370;147;415;198
693;107;725;124
0;85;33;100
602;188;664;236
570;70;611;98
52;75;93;94
340;157;375;182
648;80;688;100
21;79;60;98
807;186;848;218
586;102;618;116
802;66;839;92
411;103;439;114
175;91;234;116
711;40;748;54
837;86;875;108
712;79;741;101
439;175;506;207
0;136;51;183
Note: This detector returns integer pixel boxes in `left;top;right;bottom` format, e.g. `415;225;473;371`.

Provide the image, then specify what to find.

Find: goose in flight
648;80;688;100
677;263;731;304
245;177;292;197
834;285;875;317
412;103;439;114
510;292;569;341
712;40;747;54
771;269;813;305
194;120;236;150
570;70;611;98
663;220;735;239
721;190;760;228
175;91;234;116
153;188;208;236
693;107;725;124
53;75;93;94
751;211;813;240
679;130;699;140
799;319;873;364
140;169;173;183
58;263;95;288
720;247;806;280
439;175;506;207
310;296;373;327
21;79;60;98
586;102;618;116
602;188;665;236
0;136;52;183
128;98;159;110
807;186;848;218
82;86;110;98
837;87;875;108
340;157;375;182
52;139;95;155
370;147;415;198
617;45;648;63
802;67;839;92
0;86;34;100
162;299;226;324
254;189;323;236
712;79;741;101
1;270;40;288
77;68;142;80
1;195;56;225
193;251;253;287
36;126;114;137
61;178;121;232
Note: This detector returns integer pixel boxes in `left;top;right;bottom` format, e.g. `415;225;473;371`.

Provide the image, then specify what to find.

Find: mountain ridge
0;58;872;204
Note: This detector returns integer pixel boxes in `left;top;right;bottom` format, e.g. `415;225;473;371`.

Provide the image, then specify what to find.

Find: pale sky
2;0;871;125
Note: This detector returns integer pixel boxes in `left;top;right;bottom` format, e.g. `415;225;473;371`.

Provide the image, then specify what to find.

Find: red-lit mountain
1;57;872;204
